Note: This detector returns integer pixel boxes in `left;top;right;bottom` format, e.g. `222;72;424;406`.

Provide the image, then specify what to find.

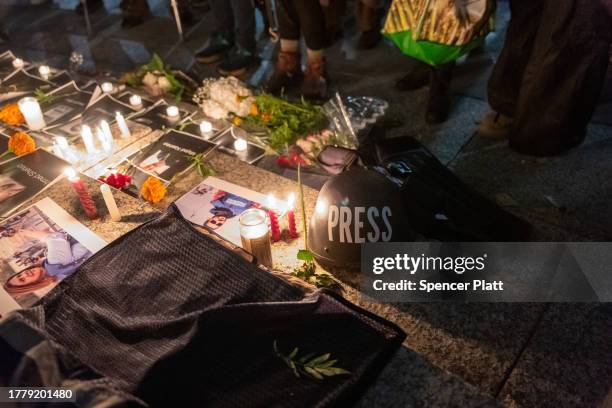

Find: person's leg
217;0;258;77
76;0;105;16
426;61;454;124
356;0;382;49
324;0;346;46
266;0;303;95
294;0;328;99
196;0;235;63
508;0;612;156
120;0;150;28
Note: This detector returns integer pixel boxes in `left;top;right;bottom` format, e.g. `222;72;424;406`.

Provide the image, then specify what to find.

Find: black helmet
307;165;413;282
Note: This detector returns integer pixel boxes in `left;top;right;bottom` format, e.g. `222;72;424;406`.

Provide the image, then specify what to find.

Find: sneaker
76;0;104;15
196;33;234;64
477;112;514;139
301;55;328;100
266;51;302;96
395;62;431;91
217;47;258;77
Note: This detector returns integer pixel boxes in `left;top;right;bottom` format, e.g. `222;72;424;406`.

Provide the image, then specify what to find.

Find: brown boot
301;55;328;100
266;51;302;96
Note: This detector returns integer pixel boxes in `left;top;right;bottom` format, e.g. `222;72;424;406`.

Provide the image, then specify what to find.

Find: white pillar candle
97;125;112;154
115;112;131;138
81;125;96;154
200;120;213;136
129;94;142;108
38;65;50;80
100;183;121;222
12;58;24;69
101;82;114;93
239;208;273;268
234;138;248;153
18;97;46;130
166;106;179;122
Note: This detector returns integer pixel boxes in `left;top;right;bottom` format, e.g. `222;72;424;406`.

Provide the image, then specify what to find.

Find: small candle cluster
266;193;299;242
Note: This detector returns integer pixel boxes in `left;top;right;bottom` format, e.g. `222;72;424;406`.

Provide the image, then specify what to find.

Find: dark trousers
277;0;327;51
488;0;612;156
209;0;256;50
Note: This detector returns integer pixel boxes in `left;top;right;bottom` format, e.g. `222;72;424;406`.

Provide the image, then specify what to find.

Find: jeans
209;0;256;51
277;0;327;51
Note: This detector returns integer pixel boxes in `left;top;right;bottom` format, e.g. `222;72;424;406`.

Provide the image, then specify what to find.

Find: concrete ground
1;1;611;407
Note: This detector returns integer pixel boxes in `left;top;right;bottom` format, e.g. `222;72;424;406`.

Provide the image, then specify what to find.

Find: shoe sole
197;53;225;65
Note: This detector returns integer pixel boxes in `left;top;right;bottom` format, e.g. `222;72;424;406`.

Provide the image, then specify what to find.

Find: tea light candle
81;125;96;154
234;138;248;153
38;65;50;80
166;106;179;122
129;94;143;108
239;208;273;268
115;112;131;138
65;168;98;219
18;97;46;130
12;58;24;69
101;82;114;93
199;120;213;136
100;183;121;222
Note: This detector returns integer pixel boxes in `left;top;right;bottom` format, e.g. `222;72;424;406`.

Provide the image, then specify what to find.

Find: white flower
157;76;172;92
201;100;229;120
142;72;158;87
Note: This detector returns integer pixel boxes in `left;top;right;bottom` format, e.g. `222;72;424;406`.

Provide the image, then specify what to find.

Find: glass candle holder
239;208;273;268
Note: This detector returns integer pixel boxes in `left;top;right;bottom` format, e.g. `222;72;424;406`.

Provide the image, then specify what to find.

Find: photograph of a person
0;198;105;314
176;177;267;246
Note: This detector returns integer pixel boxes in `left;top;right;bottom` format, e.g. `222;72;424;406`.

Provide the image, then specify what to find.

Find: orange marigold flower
261;113;271;122
0;104;25;126
140;176;167;204
250;104;258;116
8;132;36;156
233;117;242;126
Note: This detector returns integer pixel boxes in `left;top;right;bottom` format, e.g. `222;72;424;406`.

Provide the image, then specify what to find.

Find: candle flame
64;167;77;179
287;193;295;210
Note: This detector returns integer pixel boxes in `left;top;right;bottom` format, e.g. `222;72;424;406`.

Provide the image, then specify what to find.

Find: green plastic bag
383;0;495;66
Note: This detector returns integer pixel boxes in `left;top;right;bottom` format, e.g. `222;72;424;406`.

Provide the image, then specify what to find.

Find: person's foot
425;62;454;124
217;47;258;77
266;51;302;96
301;55;328;100
395;62;430;91
196;33;234;64
76;0;104;15
477;112;514;139
121;15;147;28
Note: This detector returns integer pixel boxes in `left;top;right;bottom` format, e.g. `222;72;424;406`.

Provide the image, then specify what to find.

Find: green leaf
299;353;315;364
306;353;330;367
289;347;299;359
304;367;324;380
297;250;314;262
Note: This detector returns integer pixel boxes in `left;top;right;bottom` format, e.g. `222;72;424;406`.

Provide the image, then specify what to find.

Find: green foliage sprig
274;341;350;380
190;152;215;178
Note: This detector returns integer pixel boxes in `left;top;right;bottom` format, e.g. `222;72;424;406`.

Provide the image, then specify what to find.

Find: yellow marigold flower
0;104;25;126
233;117;242;126
8;132;36;156
140;176;167;204
250;104;258;116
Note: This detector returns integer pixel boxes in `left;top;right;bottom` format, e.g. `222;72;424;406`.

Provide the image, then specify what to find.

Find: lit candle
166;106;179;122
286;193;298;239
199;120;213;136
56;136;69;151
234;138;248;153
239;208;273;268
12;58;24;69
18;97;46;130
96;125;112;154
100;183;121;222
81;125;96;154
65;168;98;219
267;194;282;242
38;65;50;80
101;82;114;93
115;112;131;138
129;94;142;109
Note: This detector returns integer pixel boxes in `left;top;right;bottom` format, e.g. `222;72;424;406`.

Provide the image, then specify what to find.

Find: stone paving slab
498;304;612;408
